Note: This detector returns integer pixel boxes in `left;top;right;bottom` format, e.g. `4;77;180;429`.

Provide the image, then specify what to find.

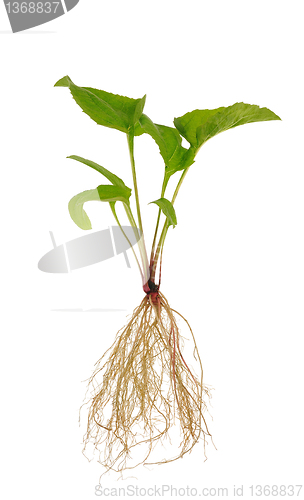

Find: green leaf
68;185;132;230
96;184;132;203
174;108;224;148
55;75;146;133
174;103;281;150
67;155;127;188
165;146;195;178
68;188;101;230
149;197;177;228
135;114;195;178
135;114;181;166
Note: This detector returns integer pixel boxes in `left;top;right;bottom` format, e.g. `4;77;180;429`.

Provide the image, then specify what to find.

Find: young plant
55;76;281;474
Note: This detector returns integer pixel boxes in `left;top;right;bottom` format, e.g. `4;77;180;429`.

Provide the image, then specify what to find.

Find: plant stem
149;175;168;269
150;221;168;282
127;131;149;284
124;203;147;276
110;202;144;280
151;166;191;281
127;132;143;235
171;166;190;205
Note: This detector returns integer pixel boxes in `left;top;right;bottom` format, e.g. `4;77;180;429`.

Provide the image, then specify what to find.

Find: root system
81;291;212;474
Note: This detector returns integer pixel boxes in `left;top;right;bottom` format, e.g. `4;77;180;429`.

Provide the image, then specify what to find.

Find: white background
1;0;304;498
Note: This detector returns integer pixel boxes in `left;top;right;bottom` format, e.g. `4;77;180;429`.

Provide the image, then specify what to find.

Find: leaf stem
150;222;169;282
127;130;149;284
110;202;144;280
171;166;191;205
149;175;168;269
124;203;152;287
151;166;191;282
127;131;143;234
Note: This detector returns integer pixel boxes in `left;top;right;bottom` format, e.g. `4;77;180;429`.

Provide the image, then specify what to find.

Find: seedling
55;76;281;474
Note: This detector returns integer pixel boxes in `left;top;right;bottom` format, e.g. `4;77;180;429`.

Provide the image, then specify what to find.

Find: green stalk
127;131;144;235
151;166;191;282
110;202;144;280
150;221;169;282
149;175;169;268
171;166;190;205
124;203;145;263
127;131;149;284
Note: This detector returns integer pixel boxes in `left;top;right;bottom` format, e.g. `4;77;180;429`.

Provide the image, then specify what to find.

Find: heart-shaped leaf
69;185;132;230
55;76;146;133
149;197;177;228
67;155;128;188
174;103;281;150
